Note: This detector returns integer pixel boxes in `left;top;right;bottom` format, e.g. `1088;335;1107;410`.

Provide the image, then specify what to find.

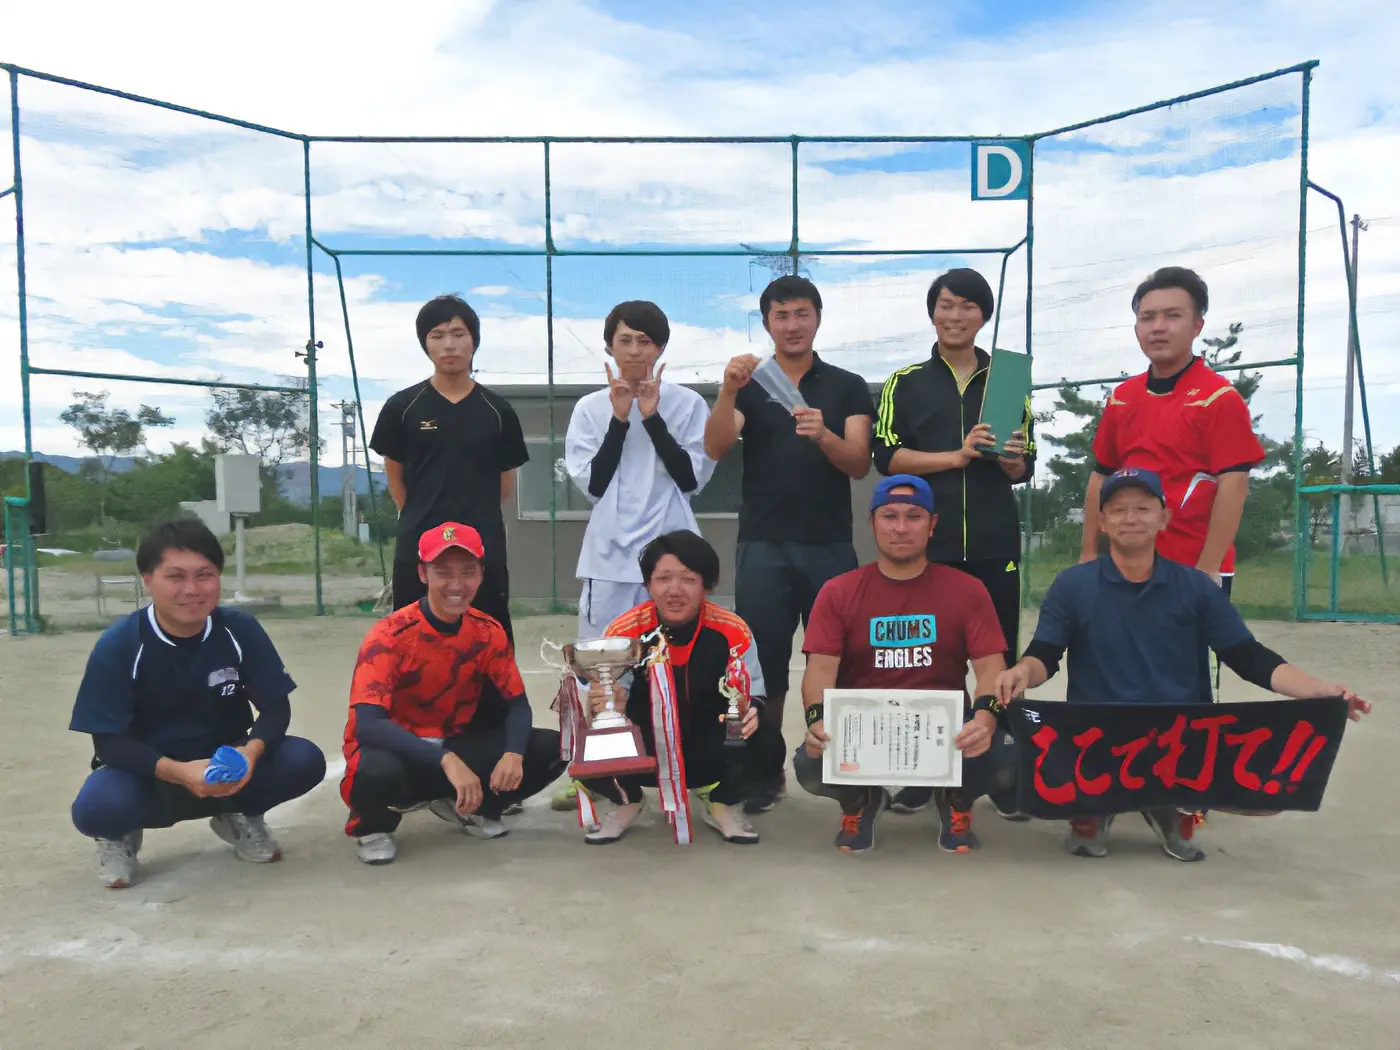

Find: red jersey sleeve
802;576;850;658
482;625;526;700
960;576;1008;662
1091;385;1126;470
1199;385;1265;473
348;621;400;710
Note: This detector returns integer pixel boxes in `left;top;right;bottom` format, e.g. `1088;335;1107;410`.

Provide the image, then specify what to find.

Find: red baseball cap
417;522;485;563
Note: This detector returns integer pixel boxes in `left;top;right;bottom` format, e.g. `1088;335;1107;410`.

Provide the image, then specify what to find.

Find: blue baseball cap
871;474;935;514
1100;467;1166;507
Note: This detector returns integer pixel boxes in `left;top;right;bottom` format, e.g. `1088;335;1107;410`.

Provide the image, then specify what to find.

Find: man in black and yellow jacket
872;267;1035;822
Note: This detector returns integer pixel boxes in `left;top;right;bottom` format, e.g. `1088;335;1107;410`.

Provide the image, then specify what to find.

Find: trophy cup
555;636;658;780
718;645;750;750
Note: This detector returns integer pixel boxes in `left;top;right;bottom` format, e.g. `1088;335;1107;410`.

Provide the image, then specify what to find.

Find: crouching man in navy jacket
69;518;326;888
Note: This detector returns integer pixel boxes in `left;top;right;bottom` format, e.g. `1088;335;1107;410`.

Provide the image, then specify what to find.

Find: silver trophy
543;636;656;776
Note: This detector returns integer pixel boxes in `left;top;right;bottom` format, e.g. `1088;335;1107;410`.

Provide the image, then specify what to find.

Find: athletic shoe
834;789;888;854
356;832;397;865
502;802;524;816
991;790;1031;822
584;800;644;845
428;798;509;839
1065;815;1114;858
1142;808;1206;862
551;782;579;811
702;801;760;844
209;813;282;863
889;786;934;814
95;830;143;889
742;772;789;815
935;792;979;853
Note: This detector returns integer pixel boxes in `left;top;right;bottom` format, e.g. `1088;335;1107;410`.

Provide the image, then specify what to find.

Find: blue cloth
71;736;326;841
204;745;249;784
1031;555;1253;705
69;606;298;764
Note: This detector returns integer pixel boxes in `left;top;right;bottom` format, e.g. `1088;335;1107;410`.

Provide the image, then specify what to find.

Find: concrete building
496;381;887;608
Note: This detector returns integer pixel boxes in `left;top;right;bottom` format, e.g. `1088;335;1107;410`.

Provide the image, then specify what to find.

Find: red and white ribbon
552;675;598;827
649;655;691;845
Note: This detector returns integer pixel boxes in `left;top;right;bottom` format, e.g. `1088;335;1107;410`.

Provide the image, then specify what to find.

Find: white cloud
2;0;1398;464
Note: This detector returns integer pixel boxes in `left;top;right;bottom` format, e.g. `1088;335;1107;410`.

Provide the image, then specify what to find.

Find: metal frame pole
302;138;323;614
1292;68;1312;619
9;69;37;632
544;141;558;613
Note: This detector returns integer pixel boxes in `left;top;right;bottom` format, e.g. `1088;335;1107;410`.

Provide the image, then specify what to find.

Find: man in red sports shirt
794;475;1018;855
1081;267;1264;593
340;522;563;865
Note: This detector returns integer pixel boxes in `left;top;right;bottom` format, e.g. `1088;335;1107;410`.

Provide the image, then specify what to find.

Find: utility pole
1340;213;1368;552
332;401;358;538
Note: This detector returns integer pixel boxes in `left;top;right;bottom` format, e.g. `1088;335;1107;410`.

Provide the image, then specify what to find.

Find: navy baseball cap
1100;467;1166;507
871;474;935;514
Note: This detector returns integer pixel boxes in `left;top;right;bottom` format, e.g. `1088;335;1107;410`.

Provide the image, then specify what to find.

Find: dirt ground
1;612;1397;1050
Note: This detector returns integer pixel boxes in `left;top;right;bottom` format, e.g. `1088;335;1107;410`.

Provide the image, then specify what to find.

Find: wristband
804;703;824;727
749;696;766;712
972;694;1007;718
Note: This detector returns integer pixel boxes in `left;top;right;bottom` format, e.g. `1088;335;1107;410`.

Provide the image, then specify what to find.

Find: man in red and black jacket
577;530;785;846
1081;266;1265;593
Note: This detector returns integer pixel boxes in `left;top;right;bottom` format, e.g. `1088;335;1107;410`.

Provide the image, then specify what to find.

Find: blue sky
2;0;1398;463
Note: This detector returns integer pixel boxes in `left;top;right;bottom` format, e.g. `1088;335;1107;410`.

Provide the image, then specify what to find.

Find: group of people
68;266;1371;888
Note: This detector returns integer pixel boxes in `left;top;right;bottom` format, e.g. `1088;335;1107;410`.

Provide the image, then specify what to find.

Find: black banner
1008;698;1349;818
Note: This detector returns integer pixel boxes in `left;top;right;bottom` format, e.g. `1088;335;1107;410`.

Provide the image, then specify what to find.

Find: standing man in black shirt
705;275;874;813
872;268;1034;824
370;295;529;643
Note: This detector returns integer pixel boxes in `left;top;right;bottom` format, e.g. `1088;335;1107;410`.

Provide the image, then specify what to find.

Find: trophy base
569;754;658;780
568;723;657;781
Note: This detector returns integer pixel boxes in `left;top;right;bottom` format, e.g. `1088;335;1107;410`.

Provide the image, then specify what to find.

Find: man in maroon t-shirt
794;474;1018;855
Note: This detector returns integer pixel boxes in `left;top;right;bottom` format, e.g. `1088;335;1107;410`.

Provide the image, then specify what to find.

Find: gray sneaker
356;832;397;864
428;798;509;839
209;813;282;863
1065;816;1114;858
95;830;143;889
1142;808;1206;862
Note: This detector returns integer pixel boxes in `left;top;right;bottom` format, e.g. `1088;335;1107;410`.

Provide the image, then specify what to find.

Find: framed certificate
822;689;963;787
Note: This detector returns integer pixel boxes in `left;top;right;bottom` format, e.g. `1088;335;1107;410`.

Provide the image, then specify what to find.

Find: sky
2;0;1398;472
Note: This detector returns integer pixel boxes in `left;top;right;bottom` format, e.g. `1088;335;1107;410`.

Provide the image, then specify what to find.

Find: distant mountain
3;452;383;506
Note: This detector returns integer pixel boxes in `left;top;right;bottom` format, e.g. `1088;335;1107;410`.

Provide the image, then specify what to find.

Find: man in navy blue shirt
996;468;1371;861
69;519;326;889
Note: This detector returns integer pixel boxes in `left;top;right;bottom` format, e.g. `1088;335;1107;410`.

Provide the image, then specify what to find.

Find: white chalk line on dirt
267;758;345;826
1189;937;1400;987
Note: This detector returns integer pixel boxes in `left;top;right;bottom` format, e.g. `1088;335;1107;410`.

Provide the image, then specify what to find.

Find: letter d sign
971;140;1031;201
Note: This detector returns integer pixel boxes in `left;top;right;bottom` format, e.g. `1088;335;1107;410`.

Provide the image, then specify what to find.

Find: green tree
58;390;175;522
108;442;218;528
206;387;313;466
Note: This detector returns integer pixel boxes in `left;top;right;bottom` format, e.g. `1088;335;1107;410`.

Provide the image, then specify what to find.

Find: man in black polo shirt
996;468;1372;861
370;294;529;642
873;267;1034;821
705;275;874;813
69;519;327;889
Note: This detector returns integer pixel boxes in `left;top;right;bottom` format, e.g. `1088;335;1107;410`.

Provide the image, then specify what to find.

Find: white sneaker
95;830;143;888
701;801;760;844
209;813;282;863
428;798;509;839
584;800;644;845
356;832;397;865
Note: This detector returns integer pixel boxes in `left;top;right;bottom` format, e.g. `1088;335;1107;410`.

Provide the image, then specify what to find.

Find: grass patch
1024;548;1400;620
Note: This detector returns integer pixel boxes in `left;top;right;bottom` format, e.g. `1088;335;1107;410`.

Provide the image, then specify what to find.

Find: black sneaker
1142;808;1206;862
889;786;934;814
991;789;1031;823
743;772;788;815
834;789;889;854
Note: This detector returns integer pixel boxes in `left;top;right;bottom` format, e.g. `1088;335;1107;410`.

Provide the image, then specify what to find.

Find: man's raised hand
636;363;665;418
605;362;635;421
722;354;760;394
